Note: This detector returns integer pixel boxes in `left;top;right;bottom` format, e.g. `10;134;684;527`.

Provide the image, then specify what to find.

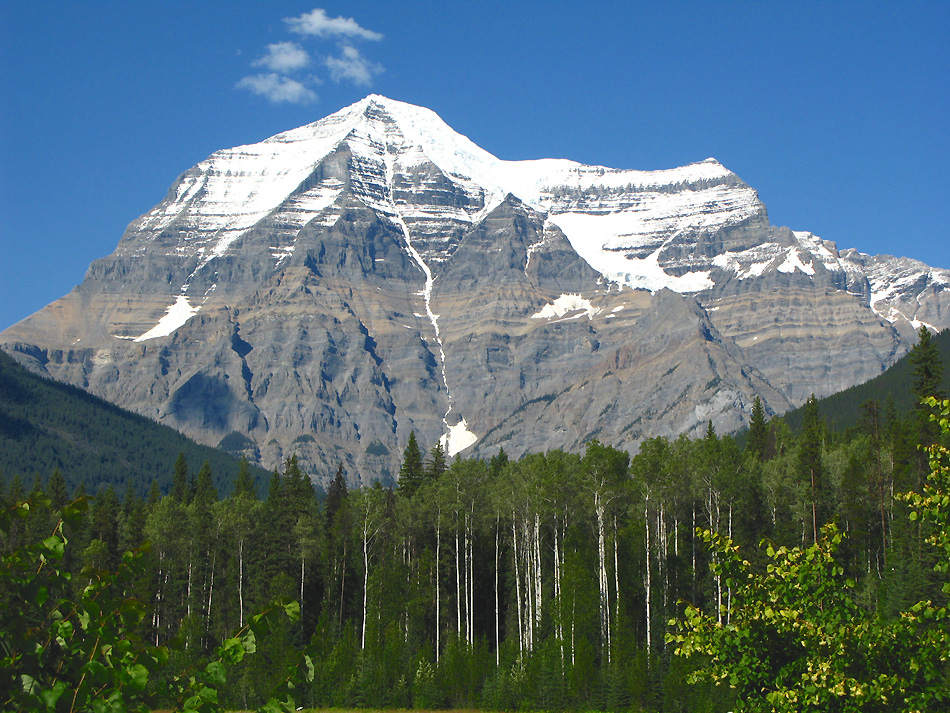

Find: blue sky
1;1;947;332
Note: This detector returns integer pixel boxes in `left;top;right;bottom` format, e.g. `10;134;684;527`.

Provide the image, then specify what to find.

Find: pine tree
910;326;946;447
398;431;425;497
910;326;945;402
147;479;161;507
194;461;217;505
90;485;121;569
172;451;189;503
46;468;68;509
489;447;509;479
8;473;24;502
424;442;447;481
234;457;257;500
325;464;348;529
746;396;769;461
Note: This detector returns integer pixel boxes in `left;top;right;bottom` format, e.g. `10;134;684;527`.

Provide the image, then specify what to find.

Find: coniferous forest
2;329;949;712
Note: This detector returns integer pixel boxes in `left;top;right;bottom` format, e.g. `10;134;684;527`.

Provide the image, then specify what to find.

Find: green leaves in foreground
0;496;312;712
668;398;950;712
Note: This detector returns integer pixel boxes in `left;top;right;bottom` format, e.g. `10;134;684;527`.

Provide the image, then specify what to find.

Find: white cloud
236;73;318;104
253;42;310;73
324;45;383;86
285;8;383;41
237;8;383;104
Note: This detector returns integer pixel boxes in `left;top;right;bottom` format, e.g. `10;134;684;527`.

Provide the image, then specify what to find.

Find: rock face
3;95;949;487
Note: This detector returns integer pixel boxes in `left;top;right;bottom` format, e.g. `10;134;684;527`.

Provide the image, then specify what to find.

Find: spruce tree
489;447;509;478
171;451;189;503
46;468;68;509
91;485;121;569
325;464;348;529
147;479;161;507
910;326;946;448
234;457;257;500
9;473;25;502
910;326;945;403
424;442;447;481
746;396;769;461
397;431;425;497
194;461;217;504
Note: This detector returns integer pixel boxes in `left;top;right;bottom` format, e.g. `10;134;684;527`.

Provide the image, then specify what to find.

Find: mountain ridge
3;95;948;486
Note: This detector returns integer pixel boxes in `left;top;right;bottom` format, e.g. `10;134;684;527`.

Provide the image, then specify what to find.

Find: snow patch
547;214;715;293
532;293;601;320
441;418;478;457
776;248;816;276
134;296;199;342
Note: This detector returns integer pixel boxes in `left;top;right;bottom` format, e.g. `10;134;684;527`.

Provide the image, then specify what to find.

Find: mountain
0;349;272;497
3;95;948;487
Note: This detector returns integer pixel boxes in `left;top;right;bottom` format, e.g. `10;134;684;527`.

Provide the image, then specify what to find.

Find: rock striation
3;95;948;487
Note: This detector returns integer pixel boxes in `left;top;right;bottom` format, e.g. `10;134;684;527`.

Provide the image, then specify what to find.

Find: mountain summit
3;95;948;485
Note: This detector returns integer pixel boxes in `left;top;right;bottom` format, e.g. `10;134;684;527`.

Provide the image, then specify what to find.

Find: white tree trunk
494;513;500;666
436;507;441;663
361;525;369;650
512;514;523;653
238;538;244;628
645;497;652;653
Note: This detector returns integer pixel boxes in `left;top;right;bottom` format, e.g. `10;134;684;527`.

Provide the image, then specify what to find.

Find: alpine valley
3;95;948;487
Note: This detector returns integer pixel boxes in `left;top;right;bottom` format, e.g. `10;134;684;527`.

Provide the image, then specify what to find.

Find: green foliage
4;383;950;712
668;399;950;712
0;494;316;712
397;430;425;498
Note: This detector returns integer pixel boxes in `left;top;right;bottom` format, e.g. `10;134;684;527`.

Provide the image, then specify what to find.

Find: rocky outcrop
3;95;948;487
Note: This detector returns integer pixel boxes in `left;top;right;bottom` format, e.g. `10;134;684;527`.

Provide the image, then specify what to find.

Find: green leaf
128;662;149;692
204;660;226;687
39;680;68;708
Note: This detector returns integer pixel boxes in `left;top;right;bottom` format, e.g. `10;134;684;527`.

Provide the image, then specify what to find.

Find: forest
1;328;949;713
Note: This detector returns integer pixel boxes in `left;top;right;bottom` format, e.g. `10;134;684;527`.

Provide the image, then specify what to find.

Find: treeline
1;329;948;712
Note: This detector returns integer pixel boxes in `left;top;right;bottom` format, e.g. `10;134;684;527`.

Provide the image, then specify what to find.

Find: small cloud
324;45;383;86
236;73;318;104
285;8;383;41
253;42;310;73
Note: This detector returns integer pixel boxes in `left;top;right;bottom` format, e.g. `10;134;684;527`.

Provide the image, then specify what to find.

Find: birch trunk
494;513;500;666
512;514;523;653
645;497;651;653
238;538;244;628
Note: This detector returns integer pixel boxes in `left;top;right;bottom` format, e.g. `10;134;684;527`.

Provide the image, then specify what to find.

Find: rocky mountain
3;95;948;487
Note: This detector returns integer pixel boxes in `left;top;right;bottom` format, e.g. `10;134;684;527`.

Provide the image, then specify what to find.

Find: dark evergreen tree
489;447;509;479
194;461;218;505
46;468;68;509
119;485;148;554
90;485;121;569
910;326;946;403
325;464;348;529
397;431;425;497
171;451;189;503
424;442;447;481
746;396;769;461
8;473;24;502
234;457;257;500
147;479;160;507
910;326;946;450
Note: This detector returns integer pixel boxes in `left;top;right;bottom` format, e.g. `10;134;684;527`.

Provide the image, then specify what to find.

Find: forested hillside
781;327;950;432
0;350;271;496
